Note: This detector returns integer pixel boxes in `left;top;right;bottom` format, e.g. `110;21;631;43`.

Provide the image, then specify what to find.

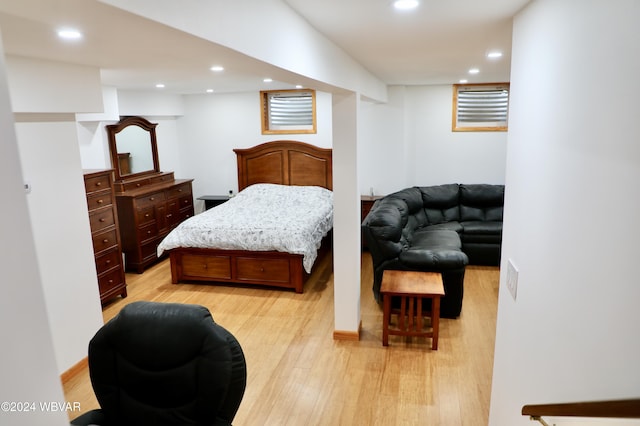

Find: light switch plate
506;258;518;300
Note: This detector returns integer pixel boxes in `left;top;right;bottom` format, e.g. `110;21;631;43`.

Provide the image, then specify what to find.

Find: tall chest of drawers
115;172;194;273
83;169;127;304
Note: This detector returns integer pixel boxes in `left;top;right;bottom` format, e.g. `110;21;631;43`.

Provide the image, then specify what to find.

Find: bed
158;141;333;293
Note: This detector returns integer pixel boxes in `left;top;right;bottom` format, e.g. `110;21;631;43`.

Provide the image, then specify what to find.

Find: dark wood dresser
83;169;127;303
115;171;194;273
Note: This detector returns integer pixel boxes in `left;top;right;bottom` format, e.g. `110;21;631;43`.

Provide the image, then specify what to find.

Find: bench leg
431;295;441;350
382;293;390;346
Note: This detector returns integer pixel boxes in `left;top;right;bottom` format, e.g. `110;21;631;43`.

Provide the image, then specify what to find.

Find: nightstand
197;195;229;210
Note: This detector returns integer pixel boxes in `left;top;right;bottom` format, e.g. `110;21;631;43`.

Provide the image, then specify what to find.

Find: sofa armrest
362;204;405;265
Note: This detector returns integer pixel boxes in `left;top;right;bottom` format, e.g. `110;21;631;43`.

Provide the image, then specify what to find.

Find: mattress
157;183;333;273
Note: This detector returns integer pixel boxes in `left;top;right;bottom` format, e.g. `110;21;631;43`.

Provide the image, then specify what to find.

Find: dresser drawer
121;178;151;192
86;191;114;211
92;229;119;256
236;257;290;283
140;240;160;263
135;191;165;209
138;222;158;244
148;173;174;186
166;183;192;200
178;195;193;210
89;208;116;233
95;249;122;275
98;267;125;295
136;206;156;225
84;173;112;194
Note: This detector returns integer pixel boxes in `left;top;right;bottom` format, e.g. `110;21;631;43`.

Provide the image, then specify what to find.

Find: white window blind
268;93;313;126
261;89;317;134
453;83;510;132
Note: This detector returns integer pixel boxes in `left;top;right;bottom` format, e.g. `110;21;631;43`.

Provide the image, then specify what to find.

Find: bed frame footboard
169;248;306;293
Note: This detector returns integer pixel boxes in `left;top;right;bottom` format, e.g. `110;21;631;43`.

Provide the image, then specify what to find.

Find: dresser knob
103;239;109;243
150;197;155;201
106;260;111;264
97;199;104;204
108;279;113;284
96;182;102;186
99;218;105;222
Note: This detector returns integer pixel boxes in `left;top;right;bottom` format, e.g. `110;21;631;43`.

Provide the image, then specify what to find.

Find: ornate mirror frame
107;116;161;182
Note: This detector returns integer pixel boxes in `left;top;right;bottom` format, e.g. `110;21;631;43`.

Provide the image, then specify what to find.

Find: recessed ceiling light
206;89;214;93
487;51;503;59
210;66;224;72
263;78;273;83
57;28;82;40
394;0;419;10
155;83;165;89
459;79;468;84
468;68;480;74
295;85;303;89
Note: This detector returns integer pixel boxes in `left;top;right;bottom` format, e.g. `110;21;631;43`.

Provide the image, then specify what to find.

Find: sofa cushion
417;184;460;225
411;229;462;250
459;184;504;222
460;221;502;235
399;230;468;270
419;221;463;234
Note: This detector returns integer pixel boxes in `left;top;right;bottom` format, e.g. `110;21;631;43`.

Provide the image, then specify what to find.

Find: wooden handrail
522;399;640;419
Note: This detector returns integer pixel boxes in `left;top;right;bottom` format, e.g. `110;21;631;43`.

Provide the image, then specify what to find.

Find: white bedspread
157;183;333;273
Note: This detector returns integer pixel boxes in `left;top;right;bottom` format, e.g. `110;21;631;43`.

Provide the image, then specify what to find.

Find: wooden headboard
234;141;333;191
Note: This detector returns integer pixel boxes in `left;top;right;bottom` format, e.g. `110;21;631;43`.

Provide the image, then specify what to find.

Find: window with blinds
261;89;317;134
452;83;510;132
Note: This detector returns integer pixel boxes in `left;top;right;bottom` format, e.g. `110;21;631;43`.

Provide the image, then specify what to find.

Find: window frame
452;82;510;132
260;89;317;135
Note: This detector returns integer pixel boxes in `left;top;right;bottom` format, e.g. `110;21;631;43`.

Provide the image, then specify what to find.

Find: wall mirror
107;116;160;182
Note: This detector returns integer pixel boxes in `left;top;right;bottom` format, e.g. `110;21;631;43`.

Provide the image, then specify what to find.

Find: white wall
6;56;102;113
0;38;72;426
177;90;333;211
359;84;508;196
16;120;105;373
5;56;105;374
489;1;640;425
405;85;508;186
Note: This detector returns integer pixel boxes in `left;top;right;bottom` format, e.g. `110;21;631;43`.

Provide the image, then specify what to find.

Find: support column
331;92;361;339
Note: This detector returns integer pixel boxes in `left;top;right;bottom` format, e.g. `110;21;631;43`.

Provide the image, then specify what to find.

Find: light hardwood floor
64;250;499;426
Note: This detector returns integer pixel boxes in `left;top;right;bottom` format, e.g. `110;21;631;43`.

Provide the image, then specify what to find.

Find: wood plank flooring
63;250;499;426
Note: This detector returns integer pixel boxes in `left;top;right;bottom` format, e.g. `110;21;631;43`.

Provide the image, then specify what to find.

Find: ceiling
0;0;530;95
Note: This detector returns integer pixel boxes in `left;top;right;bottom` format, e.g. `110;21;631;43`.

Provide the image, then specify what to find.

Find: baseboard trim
333;321;362;341
60;357;88;385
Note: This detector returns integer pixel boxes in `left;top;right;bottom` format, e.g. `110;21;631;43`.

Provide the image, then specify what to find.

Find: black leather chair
71;301;246;426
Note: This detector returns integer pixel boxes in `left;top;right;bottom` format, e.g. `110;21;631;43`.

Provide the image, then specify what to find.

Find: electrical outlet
506;258;518;300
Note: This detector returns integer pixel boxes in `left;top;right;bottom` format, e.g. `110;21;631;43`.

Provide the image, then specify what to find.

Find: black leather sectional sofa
362;183;504;318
